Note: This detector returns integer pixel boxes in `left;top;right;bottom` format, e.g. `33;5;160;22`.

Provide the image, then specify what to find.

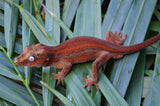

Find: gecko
14;31;160;91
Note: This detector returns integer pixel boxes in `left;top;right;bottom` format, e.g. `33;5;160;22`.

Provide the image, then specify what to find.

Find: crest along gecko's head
14;44;50;67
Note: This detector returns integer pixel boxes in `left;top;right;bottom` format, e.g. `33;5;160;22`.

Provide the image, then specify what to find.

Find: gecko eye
29;56;35;62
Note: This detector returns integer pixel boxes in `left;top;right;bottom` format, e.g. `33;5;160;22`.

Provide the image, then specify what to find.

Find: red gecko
14;31;160;91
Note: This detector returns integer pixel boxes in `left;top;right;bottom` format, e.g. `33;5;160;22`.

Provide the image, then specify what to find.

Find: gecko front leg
82;52;112;91
51;62;72;85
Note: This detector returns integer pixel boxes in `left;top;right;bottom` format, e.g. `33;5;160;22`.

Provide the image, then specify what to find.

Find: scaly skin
14;31;160;91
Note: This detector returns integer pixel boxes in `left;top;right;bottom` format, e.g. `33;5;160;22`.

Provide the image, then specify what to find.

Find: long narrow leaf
0;32;22;54
41;81;74;106
42;1;60;106
22;0;35;85
4;0;19;57
143;41;160;105
0;0;4;10
41;3;74;38
109;0;157;96
125;51;145;106
0;75;43;105
0;13;4;27
65;71;96;106
0;80;32;106
61;0;80;41
102;0;133;38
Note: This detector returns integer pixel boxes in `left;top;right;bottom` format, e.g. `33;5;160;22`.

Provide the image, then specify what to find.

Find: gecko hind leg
105;31;127;45
82;52;112;91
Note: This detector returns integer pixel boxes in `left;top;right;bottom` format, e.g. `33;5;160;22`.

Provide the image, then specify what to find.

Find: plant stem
23;80;40;106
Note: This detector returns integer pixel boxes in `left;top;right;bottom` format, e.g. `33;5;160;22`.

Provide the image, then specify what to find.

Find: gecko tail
120;34;160;54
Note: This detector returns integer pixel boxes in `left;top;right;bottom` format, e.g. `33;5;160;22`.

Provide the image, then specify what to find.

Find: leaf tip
40;81;47;86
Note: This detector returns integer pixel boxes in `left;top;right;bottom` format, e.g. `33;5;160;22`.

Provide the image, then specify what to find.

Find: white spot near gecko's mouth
14;58;19;65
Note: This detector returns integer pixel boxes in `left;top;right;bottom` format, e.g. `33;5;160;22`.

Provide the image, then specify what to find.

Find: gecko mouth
14;58;25;66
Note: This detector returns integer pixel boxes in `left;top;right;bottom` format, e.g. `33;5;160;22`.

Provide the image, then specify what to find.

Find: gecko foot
82;76;99;91
105;31;127;44
51;72;65;85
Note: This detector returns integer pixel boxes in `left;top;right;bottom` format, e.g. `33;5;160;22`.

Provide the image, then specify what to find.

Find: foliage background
0;0;160;105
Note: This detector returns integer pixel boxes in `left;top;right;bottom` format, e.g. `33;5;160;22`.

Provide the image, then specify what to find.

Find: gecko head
14;44;50;67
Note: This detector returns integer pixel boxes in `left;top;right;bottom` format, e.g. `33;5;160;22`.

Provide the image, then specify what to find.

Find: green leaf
0;0;4;10
42;1;60;106
98;72;129;106
4;0;19;57
149;21;160;32
45;0;60;44
41;3;74;38
0;98;14;106
109;0;157;96
74;0;101;38
143;41;160;106
102;0;133;37
0;12;4;27
0;51;20;80
65;71;96;106
62;0;80;27
0;78;32;106
19;7;56;45
32;0;45;26
42;67;56;106
0;32;22;54
22;0;35;85
41;81;74;106
125;51;145;106
61;0;80;41
0;75;43;105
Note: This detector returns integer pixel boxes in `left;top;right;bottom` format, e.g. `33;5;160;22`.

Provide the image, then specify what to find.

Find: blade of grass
102;0;133;38
125;51;145;106
22;0;35;85
0;32;22;54
0;0;4;10
0;63;20;80
0;12;4;27
41;3;74;38
0;82;32;106
19;7;56;45
6;0;57;45
62;0;80;27
4;0;19;57
42;1;60;106
0;75;43;105
143;41;160;106
61;0;80;41
0;98;14;106
32;0;44;26
65;71;96;106
74;0;101;38
110;0;157;96
40;81;74;106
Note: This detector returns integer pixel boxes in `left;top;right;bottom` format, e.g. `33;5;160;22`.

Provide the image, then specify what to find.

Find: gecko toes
82;76;99;91
51;72;65;86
